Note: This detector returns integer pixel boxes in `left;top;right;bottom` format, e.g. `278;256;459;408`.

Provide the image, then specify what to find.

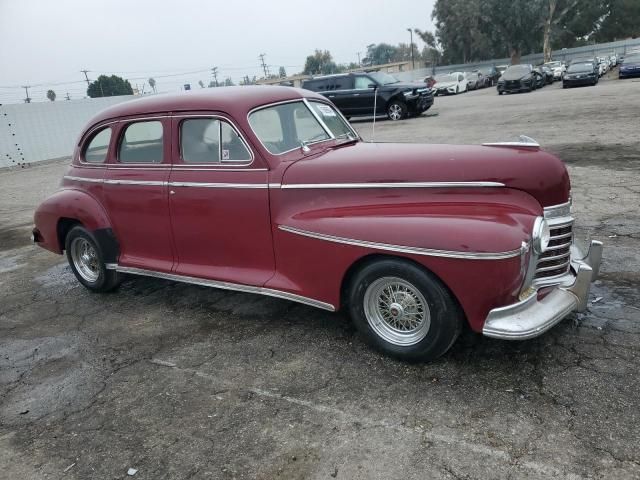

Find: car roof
86;86;326;126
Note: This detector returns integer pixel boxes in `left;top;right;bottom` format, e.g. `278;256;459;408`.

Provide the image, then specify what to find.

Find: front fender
269;187;542;332
34;188;112;254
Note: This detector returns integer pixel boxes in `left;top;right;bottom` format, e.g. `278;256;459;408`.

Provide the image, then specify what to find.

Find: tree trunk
510;47;521;65
543;0;557;62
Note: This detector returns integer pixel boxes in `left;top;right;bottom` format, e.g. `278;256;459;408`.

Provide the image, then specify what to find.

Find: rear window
303;79;329;91
83;127;111;163
119;121;164;163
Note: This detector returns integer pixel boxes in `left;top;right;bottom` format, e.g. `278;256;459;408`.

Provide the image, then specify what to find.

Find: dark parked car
480;66;500;86
569;57;599;76
619;53;640;79
497;64;537;94
540;66;555;84
563;62;599;88
302;72;433;121
532;68;546;88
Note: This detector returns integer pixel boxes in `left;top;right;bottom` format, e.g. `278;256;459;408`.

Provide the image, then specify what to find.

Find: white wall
0;96;134;168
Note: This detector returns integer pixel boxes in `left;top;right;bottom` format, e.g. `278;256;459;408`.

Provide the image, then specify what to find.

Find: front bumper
482;240;603;340
564;77;595;86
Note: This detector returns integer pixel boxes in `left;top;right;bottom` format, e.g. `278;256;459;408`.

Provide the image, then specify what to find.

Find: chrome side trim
105;263;117;270
170;167;268;172
104;179;166;186
169;182;268;189
63;175;104;183
115;266;335;311
279;181;505;190
279;225;523;260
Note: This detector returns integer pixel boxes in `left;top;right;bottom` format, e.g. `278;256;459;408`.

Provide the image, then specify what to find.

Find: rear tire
348;259;464;362
65;225;121;293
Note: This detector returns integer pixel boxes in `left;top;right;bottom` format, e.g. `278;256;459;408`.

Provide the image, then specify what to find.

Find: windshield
435;74;456;82
367;72;399;85
623;54;640;64
505;65;530;75
248;100;355;155
567;63;592;73
545;62;561;68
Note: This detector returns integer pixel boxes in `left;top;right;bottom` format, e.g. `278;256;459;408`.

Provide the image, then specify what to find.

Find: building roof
86;86;324;127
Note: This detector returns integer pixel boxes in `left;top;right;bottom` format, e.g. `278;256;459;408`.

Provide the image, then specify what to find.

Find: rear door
352;75;377;114
324;76;355;115
168;113;274;286
104;116;174;272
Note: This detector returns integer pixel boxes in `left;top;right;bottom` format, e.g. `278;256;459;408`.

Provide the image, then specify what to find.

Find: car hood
621;61;640;68
388;81;431;90
283;142;570;207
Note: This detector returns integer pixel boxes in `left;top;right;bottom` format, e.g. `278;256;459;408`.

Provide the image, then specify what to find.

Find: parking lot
1;74;639;479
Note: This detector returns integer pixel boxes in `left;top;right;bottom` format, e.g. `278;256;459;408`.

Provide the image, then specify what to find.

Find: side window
83;127;111;163
181;118;251;164
181;119;220;163
354;76;372;89
119;121;163;163
220;122;251;163
333;76;354;90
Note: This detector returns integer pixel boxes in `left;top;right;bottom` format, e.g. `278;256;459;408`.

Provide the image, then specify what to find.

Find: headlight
532;217;550;254
403;90;415;97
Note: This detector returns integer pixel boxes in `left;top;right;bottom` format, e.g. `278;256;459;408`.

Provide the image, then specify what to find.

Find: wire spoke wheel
70;237;100;283
363;277;431;346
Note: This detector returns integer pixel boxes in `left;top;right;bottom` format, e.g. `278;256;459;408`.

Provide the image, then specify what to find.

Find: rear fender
34;188;113;254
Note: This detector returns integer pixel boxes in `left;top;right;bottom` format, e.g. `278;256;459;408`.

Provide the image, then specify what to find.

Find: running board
112;265;336;312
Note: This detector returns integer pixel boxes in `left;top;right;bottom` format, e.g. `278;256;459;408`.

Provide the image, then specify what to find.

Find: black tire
455;86;459;94
386;99;407;121
347;259;464;362
65;225;121;292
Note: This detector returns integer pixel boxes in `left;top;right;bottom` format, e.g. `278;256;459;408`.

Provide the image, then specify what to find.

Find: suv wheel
386;100;407;121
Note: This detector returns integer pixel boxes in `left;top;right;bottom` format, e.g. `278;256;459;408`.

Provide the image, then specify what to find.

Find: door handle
169;190;175;195
328;95;335;98
353;93;360;96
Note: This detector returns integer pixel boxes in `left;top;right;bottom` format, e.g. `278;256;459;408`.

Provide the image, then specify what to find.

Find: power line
258;53;270;78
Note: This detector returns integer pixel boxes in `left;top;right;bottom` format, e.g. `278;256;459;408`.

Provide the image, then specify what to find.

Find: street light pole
407;28;415;70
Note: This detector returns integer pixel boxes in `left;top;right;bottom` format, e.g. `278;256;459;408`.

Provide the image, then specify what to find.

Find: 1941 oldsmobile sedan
33;86;602;361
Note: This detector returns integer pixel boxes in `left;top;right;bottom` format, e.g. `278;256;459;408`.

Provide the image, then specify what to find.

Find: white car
610;54;618;67
544;61;566;80
433;72;469;95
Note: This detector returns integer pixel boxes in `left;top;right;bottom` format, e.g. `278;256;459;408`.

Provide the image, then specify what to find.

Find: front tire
386;100;407;121
348;259;464;362
65;225;121;292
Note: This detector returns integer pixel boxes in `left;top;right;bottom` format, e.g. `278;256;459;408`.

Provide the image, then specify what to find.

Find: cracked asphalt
1;73;639;479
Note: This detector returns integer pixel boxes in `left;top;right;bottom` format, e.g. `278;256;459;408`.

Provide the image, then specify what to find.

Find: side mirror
368;83;377;89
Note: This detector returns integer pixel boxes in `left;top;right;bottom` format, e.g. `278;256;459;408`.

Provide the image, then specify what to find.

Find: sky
0;0;436;103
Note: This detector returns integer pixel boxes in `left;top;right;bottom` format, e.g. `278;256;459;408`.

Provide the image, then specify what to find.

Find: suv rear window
303;78;329;91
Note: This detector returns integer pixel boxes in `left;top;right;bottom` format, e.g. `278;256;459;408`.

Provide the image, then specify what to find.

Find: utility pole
22;85;31;103
65;92;71;101
357;52;361;66
259;53;269;78
407;28;415;70
80;69;91;85
211;67;219;87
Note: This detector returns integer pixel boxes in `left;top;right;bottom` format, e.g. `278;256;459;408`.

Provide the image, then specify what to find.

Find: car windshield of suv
435;74;456;82
249;100;355;155
567;63;592;73
545;62;561;68
623;54;640;64
367;72;400;85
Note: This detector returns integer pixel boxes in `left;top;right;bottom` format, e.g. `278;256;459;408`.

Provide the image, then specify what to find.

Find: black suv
301;72;433;121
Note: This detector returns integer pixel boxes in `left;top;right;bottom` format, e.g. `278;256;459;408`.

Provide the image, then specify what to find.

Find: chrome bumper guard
482;240;603;340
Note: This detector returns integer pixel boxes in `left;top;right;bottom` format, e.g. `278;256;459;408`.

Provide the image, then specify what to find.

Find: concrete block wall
0;95;134;168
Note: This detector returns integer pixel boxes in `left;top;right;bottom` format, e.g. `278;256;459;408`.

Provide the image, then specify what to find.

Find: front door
352;75;378;114
168;114;274;287
324;76;355;115
104;117;174;272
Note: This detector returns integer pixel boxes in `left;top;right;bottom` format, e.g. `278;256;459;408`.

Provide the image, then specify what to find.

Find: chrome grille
534;220;573;280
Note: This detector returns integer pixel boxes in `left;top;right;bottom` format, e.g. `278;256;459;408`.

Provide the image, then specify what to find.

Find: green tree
198;80;205;88
415;29;442;72
87;75;134;98
278;66;287;78
148;77;156;93
596;0;640;42
224;77;235;86
303;50;341;75
46;89;56;101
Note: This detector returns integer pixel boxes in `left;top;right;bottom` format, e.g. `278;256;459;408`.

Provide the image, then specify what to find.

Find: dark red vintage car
33;86;602;361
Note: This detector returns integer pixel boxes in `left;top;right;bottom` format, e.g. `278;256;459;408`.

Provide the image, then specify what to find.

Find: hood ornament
482;135;540;149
